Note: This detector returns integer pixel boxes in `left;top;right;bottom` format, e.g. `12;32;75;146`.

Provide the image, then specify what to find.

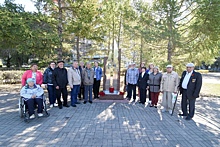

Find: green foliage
0;0;219;70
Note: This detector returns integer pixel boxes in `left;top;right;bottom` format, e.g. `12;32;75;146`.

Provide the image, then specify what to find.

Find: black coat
179;70;202;99
52;67;68;88
137;72;149;89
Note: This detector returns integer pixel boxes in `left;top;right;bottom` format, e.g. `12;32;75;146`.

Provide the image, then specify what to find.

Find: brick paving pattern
0;92;219;147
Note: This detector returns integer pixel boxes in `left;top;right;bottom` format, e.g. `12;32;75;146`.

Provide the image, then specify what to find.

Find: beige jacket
68;67;81;87
160;71;179;92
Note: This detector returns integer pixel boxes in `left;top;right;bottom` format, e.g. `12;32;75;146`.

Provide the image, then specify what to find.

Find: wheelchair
19;94;50;122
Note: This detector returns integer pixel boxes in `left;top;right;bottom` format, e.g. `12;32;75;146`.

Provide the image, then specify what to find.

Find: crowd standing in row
21;60;202;121
125;62;202;120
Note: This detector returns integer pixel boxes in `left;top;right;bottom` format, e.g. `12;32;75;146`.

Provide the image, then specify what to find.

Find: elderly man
126;63;139;101
179;63;202;120
68;61;81;107
160;65;179;114
52;60;69;109
82;62;95;104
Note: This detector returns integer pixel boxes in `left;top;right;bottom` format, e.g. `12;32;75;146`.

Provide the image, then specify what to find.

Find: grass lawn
201;83;220;97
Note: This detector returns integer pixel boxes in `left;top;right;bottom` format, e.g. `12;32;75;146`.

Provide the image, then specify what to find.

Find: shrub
0;71;24;84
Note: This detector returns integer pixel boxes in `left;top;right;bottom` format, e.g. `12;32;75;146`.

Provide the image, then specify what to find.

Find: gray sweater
148;72;162;92
82;68;95;85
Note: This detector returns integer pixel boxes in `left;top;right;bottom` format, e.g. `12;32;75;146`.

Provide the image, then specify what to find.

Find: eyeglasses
187;67;192;68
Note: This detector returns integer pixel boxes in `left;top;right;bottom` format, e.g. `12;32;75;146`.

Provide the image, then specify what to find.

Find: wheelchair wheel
43;95;50;117
19;97;24;118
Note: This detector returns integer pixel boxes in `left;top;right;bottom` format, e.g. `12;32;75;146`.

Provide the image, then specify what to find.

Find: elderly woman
21;63;43;86
20;78;44;119
146;63;154;104
148;66;162;108
137;67;149;104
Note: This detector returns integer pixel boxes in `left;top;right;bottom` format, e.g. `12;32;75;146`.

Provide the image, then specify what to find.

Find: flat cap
186;63;195;67
166;65;173;68
57;60;65;64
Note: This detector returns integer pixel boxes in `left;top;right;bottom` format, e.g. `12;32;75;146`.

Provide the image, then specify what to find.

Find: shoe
50;104;54;108
54;103;58;107
38;113;43;117
185;116;192;120
161;109;166;113
178;113;187;116
59;105;63;109
76;102;81;104
29;114;35;119
148;100;152;104
83;101;87;104
155;105;157;108
63;104;70;107
139;101;142;103
150;105;154;107
89;101;93;104
71;104;77;107
169;110;173;115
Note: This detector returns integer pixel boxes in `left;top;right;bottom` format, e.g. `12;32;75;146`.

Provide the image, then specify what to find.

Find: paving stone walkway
0;92;219;147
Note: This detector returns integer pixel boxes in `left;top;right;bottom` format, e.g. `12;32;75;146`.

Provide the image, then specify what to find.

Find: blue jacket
93;66;102;81
43;67;54;85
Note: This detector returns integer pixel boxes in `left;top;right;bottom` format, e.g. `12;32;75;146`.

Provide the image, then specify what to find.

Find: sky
0;0;37;12
0;0;153;12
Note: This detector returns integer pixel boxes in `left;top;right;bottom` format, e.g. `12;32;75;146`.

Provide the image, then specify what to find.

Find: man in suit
179;63;202;120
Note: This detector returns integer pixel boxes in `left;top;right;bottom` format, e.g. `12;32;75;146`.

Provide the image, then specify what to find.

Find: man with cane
178;63;202;120
160;65;179;114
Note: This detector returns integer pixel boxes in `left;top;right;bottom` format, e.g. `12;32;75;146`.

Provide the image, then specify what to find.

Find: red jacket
21;70;43;86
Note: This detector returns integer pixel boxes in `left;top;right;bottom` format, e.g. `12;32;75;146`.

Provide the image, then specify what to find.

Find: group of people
20;59;202;121
125;62;202;120
20;60;102;119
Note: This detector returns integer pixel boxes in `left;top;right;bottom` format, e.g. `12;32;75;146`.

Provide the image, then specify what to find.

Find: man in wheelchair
20;78;44;119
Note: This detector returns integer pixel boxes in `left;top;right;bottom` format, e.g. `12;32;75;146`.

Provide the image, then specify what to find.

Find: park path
0;92;219;147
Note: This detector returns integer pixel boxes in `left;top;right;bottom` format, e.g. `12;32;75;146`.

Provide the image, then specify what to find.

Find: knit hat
26;78;34;83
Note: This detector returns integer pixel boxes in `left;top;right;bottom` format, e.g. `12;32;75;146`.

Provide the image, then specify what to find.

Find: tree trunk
140;36;143;64
117;13;122;91
167;39;172;64
6;55;12;68
112;16;115;62
57;0;63;60
76;36;80;62
103;57;108;91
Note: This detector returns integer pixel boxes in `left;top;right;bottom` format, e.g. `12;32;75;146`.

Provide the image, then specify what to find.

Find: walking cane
171;90;179;116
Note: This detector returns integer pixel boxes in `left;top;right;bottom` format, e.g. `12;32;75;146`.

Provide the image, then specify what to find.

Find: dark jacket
52;67;68;88
124;70;127;85
137;72;149;89
179;70;202;99
43;67;54;84
79;65;85;86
